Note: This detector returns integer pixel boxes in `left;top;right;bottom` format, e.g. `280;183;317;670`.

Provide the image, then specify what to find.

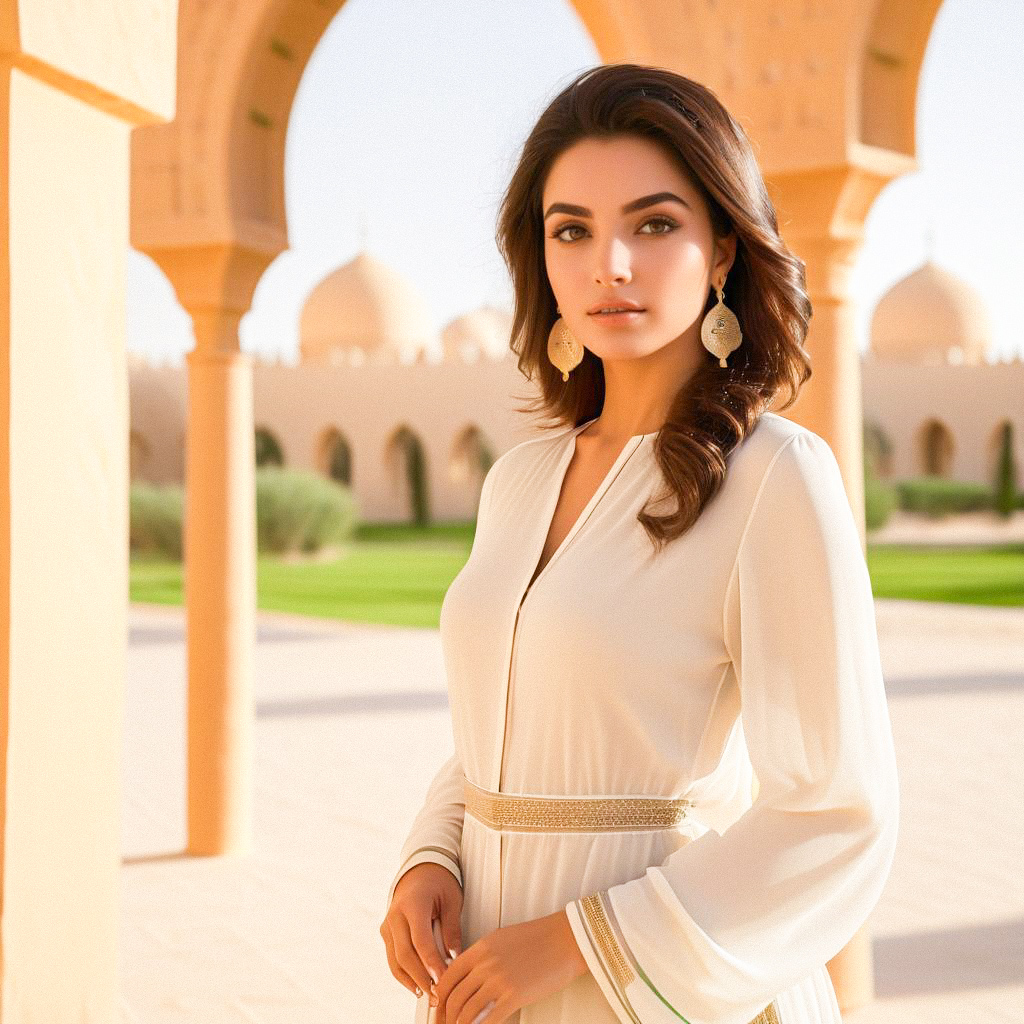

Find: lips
587;303;646;315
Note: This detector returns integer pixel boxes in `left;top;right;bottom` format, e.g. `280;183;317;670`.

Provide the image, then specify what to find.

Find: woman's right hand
380;862;465;1002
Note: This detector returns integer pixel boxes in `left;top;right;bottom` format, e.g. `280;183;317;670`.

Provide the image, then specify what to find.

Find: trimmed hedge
130;468;358;559
864;474;898;531
130;483;185;559
896;476;997;518
255;466;358;554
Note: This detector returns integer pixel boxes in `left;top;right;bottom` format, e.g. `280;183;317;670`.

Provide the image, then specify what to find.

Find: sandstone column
0;1;176;1018
183;313;257;855
144;243;276;856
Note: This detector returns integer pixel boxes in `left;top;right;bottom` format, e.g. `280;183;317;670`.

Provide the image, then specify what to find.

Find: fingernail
415;986;422;997
430;990;439;1007
448;946;458;960
428;966;439;984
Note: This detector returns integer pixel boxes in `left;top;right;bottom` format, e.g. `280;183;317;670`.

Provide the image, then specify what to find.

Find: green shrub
863;419;893;478
256;466;357;554
864;474;898;530
130;482;184;558
993;421;1018;519
897;476;993;518
863;428;897;530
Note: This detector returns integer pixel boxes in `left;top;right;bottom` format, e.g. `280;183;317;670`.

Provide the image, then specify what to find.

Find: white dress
386;411;900;1024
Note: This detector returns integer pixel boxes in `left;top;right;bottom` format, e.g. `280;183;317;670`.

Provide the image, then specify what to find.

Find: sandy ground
119;593;1024;1023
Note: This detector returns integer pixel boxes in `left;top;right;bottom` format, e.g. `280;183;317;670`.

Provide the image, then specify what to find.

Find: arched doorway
919;417;955;476
317;426;353;485
254;425;286;467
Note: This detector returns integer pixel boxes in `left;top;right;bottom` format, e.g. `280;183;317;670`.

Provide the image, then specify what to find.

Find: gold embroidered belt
464;778;692;833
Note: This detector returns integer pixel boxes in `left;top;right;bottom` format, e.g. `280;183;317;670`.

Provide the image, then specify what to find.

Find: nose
594;236;632;287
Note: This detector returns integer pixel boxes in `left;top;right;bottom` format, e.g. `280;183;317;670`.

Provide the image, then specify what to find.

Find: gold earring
701;277;742;368
547;310;584;382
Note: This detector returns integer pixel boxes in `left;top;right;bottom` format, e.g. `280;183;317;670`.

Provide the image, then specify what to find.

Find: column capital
185;308;248;359
143;241;278;338
765;147;917;301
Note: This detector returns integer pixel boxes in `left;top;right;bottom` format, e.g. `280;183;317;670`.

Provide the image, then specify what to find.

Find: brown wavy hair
495;63;813;551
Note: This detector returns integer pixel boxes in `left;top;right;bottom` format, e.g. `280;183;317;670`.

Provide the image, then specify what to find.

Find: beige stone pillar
0;1;176;1018
144;244;276;857
183;316;256;855
767;153;912;1013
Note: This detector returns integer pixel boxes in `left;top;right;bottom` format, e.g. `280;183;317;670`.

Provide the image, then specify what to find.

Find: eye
548;216;679;243
549;222;586;242
638;216;679;234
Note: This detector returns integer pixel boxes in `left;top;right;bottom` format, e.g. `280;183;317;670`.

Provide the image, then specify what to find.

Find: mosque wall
129;353;565;521
251;355;537;520
128;351;1024;523
127;360;187;485
860;358;1023;483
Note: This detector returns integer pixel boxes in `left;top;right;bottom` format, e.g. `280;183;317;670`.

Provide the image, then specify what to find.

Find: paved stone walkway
120;597;1024;1023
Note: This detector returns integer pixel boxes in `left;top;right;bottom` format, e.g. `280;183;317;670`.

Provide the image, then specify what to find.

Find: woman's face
541;134;734;363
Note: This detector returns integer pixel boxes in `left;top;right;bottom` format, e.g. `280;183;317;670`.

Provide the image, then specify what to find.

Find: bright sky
127;0;1023;367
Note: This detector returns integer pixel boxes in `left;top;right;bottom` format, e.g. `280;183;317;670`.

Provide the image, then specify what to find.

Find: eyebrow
543;191;692;220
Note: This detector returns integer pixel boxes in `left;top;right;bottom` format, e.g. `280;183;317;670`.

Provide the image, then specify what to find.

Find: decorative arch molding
857;0;944;155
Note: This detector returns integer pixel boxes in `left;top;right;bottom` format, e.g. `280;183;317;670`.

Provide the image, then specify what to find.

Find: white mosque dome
870;261;992;366
299;250;435;366
440;304;514;362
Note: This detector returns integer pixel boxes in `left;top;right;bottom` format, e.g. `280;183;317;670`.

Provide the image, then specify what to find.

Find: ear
712;232;738;287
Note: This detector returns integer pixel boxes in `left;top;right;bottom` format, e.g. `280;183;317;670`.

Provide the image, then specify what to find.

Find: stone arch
131;1;619;251
858;0;945;153
316;425;353;485
386;424;429;524
918;417;955;477
254;425;285;467
450;424;493;516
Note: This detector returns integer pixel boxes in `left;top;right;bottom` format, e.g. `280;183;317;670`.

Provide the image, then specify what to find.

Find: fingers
379;919;424;998
432;946;473;1024
439;910;463;961
463;993;498;1024
409;912;449;991
387;913;436;997
439;971;486;1024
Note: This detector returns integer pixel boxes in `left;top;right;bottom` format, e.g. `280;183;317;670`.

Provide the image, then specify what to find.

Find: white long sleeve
386;750;467;912
563;430;900;1024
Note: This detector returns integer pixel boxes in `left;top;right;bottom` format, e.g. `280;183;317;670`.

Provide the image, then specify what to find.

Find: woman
379;63;899;1024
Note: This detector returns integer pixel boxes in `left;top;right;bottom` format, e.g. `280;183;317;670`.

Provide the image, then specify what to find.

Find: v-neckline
521;417;656;599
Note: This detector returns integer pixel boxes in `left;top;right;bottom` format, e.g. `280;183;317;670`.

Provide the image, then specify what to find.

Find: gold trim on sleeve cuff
577;891;782;1024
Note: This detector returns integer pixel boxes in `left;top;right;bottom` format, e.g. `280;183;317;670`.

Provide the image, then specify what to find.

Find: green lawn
130;521;478;628
866;542;1024;607
130;524;1024;627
